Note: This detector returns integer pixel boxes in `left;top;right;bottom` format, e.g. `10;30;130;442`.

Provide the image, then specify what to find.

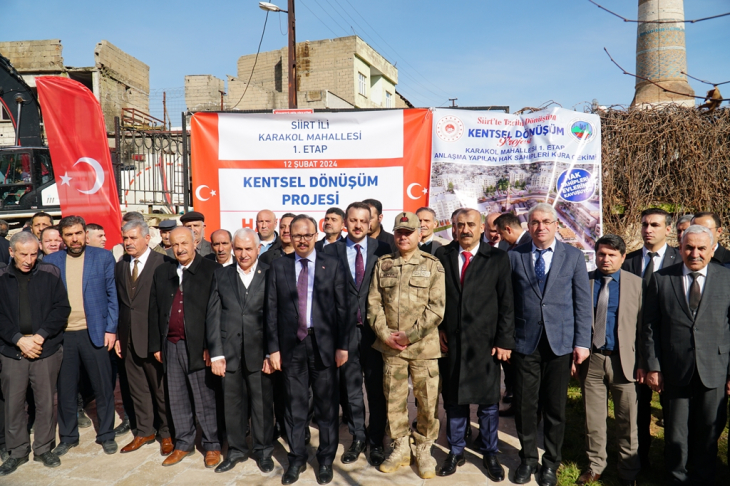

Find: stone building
185;35;411;112
0;39;150;145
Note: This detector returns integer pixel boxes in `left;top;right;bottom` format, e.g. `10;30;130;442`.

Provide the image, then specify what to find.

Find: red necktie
460;251;472;286
297;259;309;341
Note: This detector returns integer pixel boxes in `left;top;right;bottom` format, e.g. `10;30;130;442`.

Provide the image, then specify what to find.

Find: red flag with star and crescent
36;76;122;246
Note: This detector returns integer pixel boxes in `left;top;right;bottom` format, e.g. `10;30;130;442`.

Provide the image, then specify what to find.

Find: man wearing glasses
508;203;592;486
265;215;351;485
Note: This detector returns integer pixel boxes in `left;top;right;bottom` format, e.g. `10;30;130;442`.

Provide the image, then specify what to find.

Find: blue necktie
535;249;549;293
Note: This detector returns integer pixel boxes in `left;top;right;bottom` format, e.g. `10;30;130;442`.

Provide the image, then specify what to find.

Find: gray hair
416;207;437;219
233;228;260;246
676;214;694;227
9;231;39;251
122;211;145;223
528;203;558;222
681;224;715;246
122;220;149;237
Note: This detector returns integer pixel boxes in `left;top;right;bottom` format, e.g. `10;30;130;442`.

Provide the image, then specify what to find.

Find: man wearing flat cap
368;212;445;480
153;220;177;256
180;212;213;257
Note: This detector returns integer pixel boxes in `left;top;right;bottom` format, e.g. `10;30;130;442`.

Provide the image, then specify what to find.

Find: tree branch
680;72;730;87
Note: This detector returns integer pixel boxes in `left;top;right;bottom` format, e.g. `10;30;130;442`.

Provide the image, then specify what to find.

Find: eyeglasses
291;234;316;241
529;220;556;228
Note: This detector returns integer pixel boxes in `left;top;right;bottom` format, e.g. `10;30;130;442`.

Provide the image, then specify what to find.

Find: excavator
0;53;60;223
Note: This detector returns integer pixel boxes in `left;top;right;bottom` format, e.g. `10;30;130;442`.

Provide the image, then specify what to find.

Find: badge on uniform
412;270;431;277
381;261;393;271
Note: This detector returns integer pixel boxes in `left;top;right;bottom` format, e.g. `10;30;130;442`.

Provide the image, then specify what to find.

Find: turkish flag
36;76;122;246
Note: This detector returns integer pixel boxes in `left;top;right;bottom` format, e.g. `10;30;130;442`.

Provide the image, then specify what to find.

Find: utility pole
288;0;297;108
219;90;226;110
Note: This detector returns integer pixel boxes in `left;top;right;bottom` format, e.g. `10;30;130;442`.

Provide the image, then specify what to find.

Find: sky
3;0;729;115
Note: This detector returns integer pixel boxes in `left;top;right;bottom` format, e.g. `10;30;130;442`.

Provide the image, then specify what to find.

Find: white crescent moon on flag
195;185;210;201
407;182;422;200
73;157;105;195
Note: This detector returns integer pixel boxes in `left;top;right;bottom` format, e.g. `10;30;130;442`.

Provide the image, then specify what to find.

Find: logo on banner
435;115;465;142
556;168;596;202
195;185;217;201
569;120;595;142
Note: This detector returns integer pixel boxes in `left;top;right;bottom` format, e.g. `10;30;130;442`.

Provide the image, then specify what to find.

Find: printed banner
191;109;432;233
430;107;602;266
36;76;123;246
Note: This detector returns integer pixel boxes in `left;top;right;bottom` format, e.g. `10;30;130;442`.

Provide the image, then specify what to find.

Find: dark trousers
502;360;515;395
110;349;135;427
663;372;728;485
283;332;338;467
0;350;63;458
513;334;571;469
360;324;386;448
58;331;115;444
222;360;274;459
124;341;169;438
338;325;366;442
445;403;499;455
165;339;220;451
637;382;654;464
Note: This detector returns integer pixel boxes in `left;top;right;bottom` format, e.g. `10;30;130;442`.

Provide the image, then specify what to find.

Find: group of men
0;200;729;486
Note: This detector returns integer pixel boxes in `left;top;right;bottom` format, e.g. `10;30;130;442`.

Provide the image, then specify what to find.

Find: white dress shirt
176;260;193;285
222;254;234;267
295;250;316;328
641;243;668;275
531;239;558;273
682;264;708;305
130;247;152;275
236;260;258;288
346;237;367;281
458;241;480;275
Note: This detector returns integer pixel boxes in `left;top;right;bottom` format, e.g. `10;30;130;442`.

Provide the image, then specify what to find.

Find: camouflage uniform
367;246;445;445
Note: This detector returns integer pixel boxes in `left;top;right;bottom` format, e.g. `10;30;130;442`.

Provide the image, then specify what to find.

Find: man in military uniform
368;212;445;479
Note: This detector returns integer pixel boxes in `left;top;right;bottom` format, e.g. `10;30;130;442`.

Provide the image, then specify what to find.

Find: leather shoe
484;454;505;482
437;453;465;476
205;450;222;468
317;464;333;484
539;466;558;486
101;440;118;454
576;470;601;485
0;455;29;476
513;462;538;484
162;449;194;466
0;448;8;463
282;464;306;484
77;408;92;429
34;451;61;468
113;418;131;437
121;434;155;453
215;453;248;473
369;445;385;466
341;440;366;464
53;441;79;457
256;454;275;473
160;437;174;456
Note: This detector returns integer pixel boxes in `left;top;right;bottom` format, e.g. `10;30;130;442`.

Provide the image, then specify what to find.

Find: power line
298;0;340;38
231;11;269;109
308;0;350;37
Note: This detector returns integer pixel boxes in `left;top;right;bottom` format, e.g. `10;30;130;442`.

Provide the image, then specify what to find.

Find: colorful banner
191;109;432;233
430;107;602;266
36;76;123;246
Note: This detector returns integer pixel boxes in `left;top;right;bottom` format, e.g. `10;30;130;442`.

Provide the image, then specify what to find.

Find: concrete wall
0;39;64;72
185;75;226;111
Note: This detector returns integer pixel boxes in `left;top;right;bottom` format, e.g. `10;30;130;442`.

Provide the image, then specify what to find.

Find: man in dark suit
436;208;514;481
576;235;643;486
259;213;295;265
495;212;531;250
266;214;351;485
44;216;119;456
315;207;344;252
621;207;679;465
324;202;391;466
114;220;172;456
508;203;592;486
417;207;450;255
180;211;213;257
148;227;222;468
691;212;730;264
643;224;730;484
364;199;396;252
207;228;275;474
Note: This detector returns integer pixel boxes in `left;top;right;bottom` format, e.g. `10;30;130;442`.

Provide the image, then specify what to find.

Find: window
385;91;393;108
358;72;367;96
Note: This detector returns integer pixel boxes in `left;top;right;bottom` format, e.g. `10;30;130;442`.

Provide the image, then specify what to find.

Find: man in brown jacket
368;212;445;479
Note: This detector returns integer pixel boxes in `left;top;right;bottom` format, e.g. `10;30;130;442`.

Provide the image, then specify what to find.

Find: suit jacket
622;245;680;278
510;231;532;250
206;261;269;373
148;253;221;372
115;250;168;359
439;242;515;405
587;270;643;382
323;237;391;341
712;243;730;265
0;237;9;265
420;235;450;256
375;229;396;253
314;235;343;253
259;232;281;254
265;251;351;367
197;239;213;257
509;240;593;356
44;246;118;347
643;263;730;389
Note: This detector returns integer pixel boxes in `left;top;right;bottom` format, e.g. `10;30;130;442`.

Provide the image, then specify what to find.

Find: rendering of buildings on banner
185;36;412;112
430;160;601;255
